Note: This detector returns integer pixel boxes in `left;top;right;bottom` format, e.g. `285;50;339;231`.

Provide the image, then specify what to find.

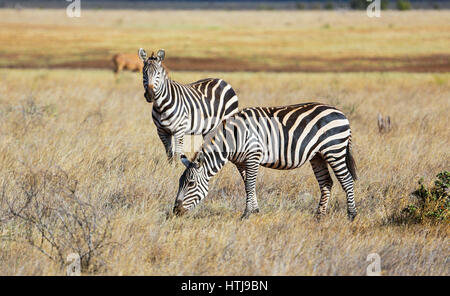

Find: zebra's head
173;152;210;216
138;48;166;103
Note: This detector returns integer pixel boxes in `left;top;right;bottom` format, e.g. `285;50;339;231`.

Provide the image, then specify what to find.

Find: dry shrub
1;167;114;273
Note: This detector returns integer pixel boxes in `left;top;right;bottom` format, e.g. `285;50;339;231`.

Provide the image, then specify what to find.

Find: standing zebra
138;48;239;161
174;103;358;220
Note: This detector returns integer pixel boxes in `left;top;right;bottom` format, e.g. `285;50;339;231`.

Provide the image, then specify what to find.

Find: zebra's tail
346;135;357;181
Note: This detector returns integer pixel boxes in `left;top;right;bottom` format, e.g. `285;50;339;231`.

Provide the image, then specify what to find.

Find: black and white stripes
138;48;239;160
174;103;357;220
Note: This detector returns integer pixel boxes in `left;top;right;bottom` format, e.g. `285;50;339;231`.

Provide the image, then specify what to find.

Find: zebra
138;48;239;161
173;102;358;220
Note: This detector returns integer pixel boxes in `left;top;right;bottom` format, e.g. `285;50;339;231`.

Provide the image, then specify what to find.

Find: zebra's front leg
172;130;186;160
239;162;260;220
157;129;174;161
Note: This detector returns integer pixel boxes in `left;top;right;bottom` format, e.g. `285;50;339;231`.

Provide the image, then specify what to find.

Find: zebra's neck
199;146;229;179
200;127;241;178
153;75;176;110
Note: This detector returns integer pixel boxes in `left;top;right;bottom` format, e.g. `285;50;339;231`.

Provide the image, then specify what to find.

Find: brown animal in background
112;53;143;74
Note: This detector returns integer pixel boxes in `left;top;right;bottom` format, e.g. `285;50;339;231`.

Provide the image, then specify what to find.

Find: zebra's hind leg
237;161;261;220
310;154;333;220
324;150;357;221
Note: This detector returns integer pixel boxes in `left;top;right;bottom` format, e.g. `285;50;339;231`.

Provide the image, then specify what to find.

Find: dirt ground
3;53;449;73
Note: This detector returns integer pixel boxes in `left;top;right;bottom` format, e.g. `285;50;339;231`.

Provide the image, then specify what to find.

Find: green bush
324;1;334;10
350;0;365;9
403;171;449;223
296;2;305;10
396;0;411;10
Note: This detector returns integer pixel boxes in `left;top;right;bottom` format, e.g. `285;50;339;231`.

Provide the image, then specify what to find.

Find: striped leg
325;152;357;221
173;131;185;160
310;154;333;219
157;129;174;161
239;154;262;219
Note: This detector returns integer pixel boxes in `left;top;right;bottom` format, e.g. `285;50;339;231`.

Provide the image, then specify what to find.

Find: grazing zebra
174;103;358;220
138;48;239;161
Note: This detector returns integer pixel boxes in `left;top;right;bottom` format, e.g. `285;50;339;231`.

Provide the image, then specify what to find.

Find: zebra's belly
184;116;222;136
257;140;314;170
259;158;308;170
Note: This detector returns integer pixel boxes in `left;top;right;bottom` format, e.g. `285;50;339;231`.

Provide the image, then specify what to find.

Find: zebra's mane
192;151;201;162
160;63;170;75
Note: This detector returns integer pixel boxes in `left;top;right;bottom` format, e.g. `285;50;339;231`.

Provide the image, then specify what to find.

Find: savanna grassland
0;69;448;275
0;9;449;275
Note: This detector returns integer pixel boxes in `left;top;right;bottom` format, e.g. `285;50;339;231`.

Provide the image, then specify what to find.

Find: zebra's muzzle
144;87;155;103
173;200;187;216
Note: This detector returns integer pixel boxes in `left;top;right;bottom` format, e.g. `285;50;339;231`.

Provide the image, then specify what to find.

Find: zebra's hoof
240;213;249;220
348;211;358;221
240;208;259;220
315;213;325;222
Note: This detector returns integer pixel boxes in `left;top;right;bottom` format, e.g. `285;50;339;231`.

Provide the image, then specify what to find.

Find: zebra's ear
138;48;147;62
157;49;165;62
181;156;191;168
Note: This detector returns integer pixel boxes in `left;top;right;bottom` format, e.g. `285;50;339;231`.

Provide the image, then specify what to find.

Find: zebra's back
183;78;239;135
218;103;351;169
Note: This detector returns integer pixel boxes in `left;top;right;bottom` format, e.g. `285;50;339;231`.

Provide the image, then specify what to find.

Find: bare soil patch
2;54;449;73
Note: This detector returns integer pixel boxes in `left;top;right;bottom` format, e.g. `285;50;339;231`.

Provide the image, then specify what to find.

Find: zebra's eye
187;181;195;187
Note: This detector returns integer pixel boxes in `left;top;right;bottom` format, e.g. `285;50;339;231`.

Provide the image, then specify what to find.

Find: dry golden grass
0;69;448;275
0;9;449;70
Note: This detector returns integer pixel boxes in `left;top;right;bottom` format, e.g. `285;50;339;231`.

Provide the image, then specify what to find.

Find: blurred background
1;0;449;72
